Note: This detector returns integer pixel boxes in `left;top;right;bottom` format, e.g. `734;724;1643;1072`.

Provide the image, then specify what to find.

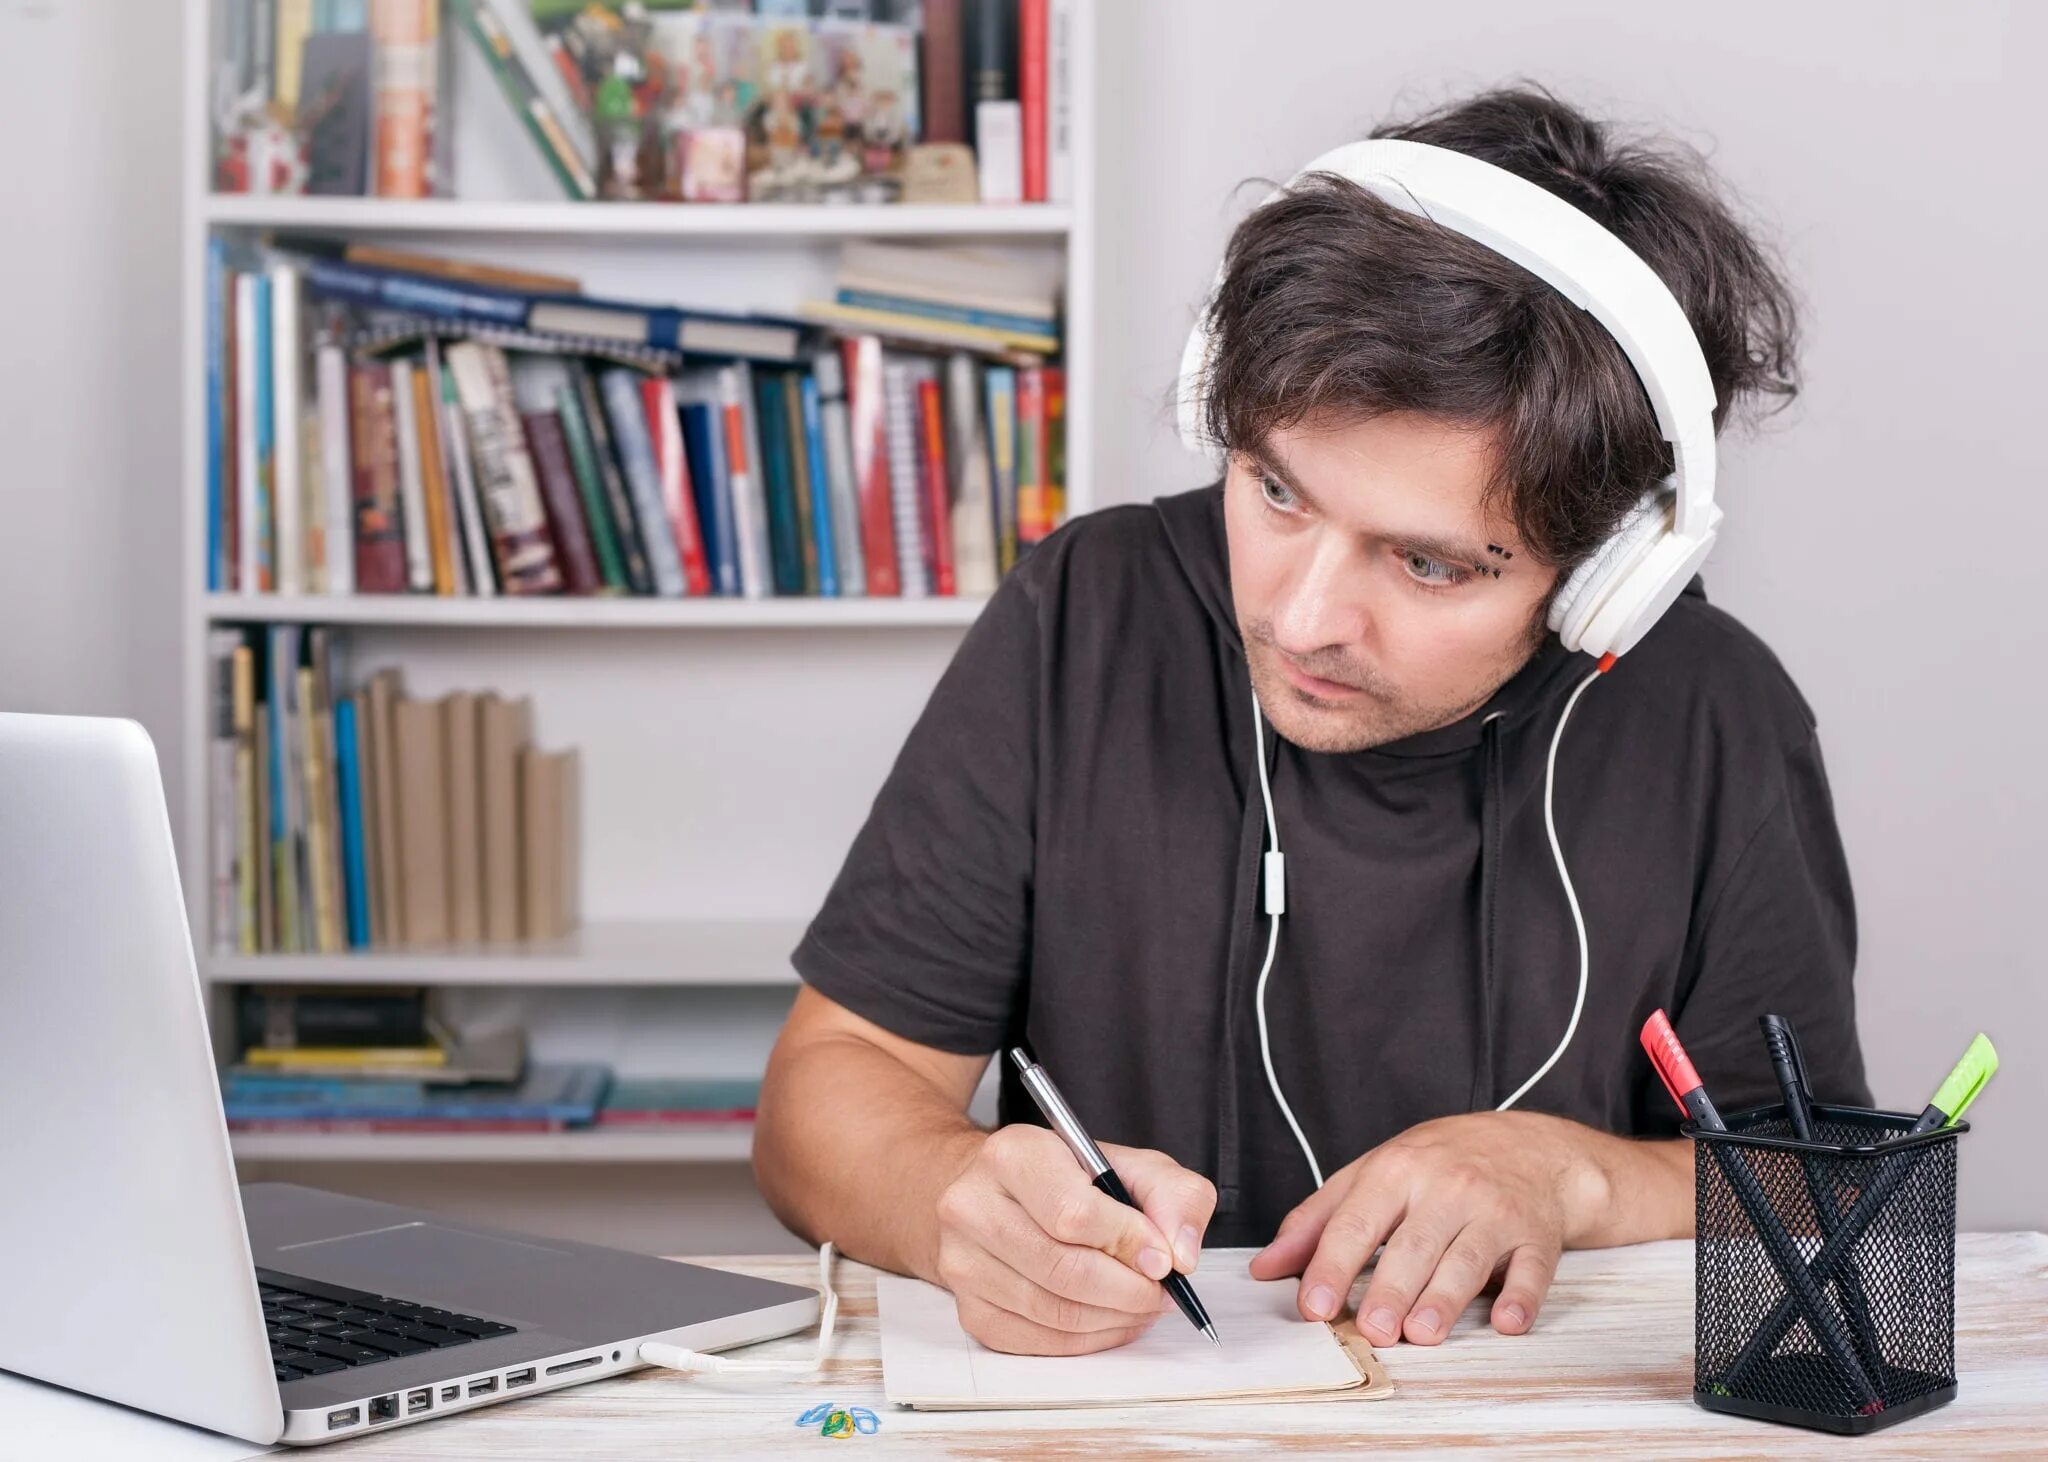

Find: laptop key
333;1306;391;1325
285;1316;346;1335
297;1338;389;1367
389;1324;469;1349
282;1298;346;1317
281;1354;350;1378
332;1327;431;1358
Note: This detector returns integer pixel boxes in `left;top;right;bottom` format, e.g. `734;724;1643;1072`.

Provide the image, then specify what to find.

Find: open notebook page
877;1249;1365;1409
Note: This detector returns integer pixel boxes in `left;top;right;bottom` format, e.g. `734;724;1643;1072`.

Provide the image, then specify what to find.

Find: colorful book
518;407;602;595
370;0;438;198
552;374;629;592
1017;364;1050;549
206;242;229;593
567;359;651;595
348;360;409;593
945;354;998;596
781;371;822;596
846;337;899;595
387;358;434;592
224;1063;609;1126
334;695;370;949
798;374;840;598
207;630;240;953
719;363;773;599
268;266;304;594
812;348;864;596
754;372;804;596
410;353;459;594
881;357;931;597
595;1077;761;1127
916;372;957;597
642;376;711;596
1044;363;1066;532
314;338;355;595
1020;0;1048;203
678;388;739;598
438;362;498;595
600;367;687;597
251;273;276;592
983;365;1019;575
445;341;564;593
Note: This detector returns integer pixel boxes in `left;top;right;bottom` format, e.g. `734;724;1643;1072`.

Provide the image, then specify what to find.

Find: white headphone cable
637;1241;840;1376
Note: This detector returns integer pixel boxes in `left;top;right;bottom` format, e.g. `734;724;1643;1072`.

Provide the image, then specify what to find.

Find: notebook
877;1249;1393;1410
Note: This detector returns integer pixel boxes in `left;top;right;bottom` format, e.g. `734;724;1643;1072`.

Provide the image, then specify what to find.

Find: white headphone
1181;139;1723;1187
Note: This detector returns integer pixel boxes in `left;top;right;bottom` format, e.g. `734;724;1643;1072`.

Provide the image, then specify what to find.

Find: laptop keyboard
259;1267;517;1383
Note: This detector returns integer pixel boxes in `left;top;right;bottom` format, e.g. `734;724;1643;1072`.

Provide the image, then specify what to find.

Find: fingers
1489;1243;1560;1336
1248;1171;1349;1280
965;1241;1174;1336
1104;1142;1218;1273
1402;1225;1507;1346
1295;1183;1403;1326
955;1294;1160;1357
967;1191;1164;1317
1353;1211;1450;1346
991;1131;1176;1281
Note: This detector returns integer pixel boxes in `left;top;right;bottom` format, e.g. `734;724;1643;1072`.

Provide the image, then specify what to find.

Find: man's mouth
1276;655;1364;701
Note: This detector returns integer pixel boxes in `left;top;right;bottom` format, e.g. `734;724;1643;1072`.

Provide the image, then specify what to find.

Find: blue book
598;368;686;596
681;398;739;596
798;375;840;598
223;1063;612;1125
205;239;227;593
334;697;370;949
835;288;1057;343
224;1075;425;1102
753;374;803;595
252;274;274;591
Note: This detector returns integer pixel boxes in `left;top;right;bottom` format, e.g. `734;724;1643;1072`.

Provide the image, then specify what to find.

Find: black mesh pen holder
1688;1103;1965;1435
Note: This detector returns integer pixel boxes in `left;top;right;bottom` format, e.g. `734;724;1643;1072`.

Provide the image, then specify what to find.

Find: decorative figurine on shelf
595;56;646;201
216;92;309;196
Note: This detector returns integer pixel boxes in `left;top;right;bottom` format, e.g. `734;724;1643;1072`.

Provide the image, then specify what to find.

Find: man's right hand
932;1124;1217;1355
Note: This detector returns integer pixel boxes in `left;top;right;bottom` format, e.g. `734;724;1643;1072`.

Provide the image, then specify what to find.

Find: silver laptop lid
0;714;282;1444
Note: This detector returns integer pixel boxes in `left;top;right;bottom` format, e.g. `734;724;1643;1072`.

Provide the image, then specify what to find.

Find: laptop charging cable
637;1242;840;1377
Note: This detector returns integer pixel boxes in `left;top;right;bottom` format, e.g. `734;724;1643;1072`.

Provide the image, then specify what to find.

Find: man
754;86;1866;1356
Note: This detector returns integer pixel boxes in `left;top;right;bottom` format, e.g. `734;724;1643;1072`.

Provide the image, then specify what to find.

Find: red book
641;376;711;596
916;376;957;596
844;336;900;596
1019;0;1048;202
348;360;410;592
518;410;603;595
1016;364;1050;548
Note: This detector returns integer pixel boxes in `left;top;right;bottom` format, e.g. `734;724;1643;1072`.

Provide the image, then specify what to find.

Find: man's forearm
1571;1129;1695;1247
753;1033;987;1282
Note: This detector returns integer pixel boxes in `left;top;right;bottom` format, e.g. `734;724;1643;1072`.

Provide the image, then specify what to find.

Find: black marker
1007;1048;1219;1346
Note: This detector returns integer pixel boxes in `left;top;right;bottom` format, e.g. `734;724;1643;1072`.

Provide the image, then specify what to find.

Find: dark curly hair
1197;83;1802;572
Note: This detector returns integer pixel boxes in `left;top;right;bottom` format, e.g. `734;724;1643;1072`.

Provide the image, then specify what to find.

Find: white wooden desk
244;1233;2048;1457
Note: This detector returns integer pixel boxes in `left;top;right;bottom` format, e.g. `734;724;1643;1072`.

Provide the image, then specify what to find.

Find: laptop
0;713;820;1445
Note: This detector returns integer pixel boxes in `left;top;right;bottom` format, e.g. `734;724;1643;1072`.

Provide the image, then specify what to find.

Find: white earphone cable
637;1241;840;1377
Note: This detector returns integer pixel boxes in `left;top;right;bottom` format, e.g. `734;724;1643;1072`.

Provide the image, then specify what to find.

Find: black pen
1007;1048;1219;1346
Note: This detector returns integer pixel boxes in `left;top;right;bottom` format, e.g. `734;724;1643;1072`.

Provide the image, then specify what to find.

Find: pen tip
1203;1326;1221;1347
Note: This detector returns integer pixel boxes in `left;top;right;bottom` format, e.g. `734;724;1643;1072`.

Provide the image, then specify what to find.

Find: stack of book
204;241;1067;600
205;625;579;956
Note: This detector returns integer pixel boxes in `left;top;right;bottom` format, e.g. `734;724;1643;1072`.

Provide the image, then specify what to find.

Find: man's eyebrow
1245;445;1502;572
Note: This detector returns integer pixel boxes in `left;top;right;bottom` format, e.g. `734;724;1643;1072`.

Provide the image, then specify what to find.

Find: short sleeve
791;571;1041;1055
1641;731;1870;1131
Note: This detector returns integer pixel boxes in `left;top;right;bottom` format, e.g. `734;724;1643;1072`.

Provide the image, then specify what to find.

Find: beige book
392;696;450;946
518;746;580;941
478;694;530;944
254;713;273;952
442;691;483;944
297;667;337;953
366;669;405;946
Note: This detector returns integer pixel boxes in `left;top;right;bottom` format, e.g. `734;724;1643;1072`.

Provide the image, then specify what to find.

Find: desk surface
315;1233;2046;1458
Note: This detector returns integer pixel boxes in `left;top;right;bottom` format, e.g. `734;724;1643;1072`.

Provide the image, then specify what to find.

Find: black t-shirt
794;486;1868;1245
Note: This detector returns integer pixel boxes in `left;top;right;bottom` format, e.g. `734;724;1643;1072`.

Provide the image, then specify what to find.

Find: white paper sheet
877;1248;1364;1409
0;1369;274;1461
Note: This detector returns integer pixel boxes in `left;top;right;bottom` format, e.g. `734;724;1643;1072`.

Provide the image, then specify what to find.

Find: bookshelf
180;1;1097;1199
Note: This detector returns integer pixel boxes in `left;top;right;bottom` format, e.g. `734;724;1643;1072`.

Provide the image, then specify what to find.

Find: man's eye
1402;551;1466;587
1258;474;1298;511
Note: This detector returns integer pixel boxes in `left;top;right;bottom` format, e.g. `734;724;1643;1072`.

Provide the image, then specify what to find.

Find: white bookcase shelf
229;1125;754;1164
204;917;805;987
203;593;988;630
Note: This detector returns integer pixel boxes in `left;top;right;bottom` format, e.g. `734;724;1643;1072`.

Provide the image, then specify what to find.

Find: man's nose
1269;537;1372;659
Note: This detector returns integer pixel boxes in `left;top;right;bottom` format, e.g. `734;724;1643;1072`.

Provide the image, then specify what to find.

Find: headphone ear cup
1176;293;1221;454
1548;493;1670;652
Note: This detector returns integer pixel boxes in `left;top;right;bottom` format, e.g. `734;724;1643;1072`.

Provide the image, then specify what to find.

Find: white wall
1093;0;2046;1227
5;0;2039;1238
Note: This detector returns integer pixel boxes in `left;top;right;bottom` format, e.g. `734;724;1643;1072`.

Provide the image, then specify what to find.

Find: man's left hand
1248;1112;1688;1347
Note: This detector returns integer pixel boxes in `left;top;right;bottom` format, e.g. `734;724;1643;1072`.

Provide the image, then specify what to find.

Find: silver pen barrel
1009;1048;1111;1178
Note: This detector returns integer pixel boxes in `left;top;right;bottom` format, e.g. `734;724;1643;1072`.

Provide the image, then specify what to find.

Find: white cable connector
637;1241;840;1378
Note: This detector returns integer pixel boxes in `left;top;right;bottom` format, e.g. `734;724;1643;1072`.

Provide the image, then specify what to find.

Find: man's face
1223;412;1561;754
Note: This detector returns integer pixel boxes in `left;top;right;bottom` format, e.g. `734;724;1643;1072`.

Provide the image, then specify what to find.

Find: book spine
311;631;349;951
236;274;261;593
520;410;603;594
387;359;435;592
370;0;436;198
946;352;999;596
275;0;313;112
1017;364;1049;549
798;375;840;598
206;242;227;593
437;361;497;595
266;628;300;953
410;355;458;594
781;373;821;596
315;342;355;594
916;374;957;596
975;99;1024;205
681;398;740;598
719;365;773;600
813;349;865;596
298;665;337;953
599;368;687;597
252;274;276;592
553;379;628;592
833;289;1054;340
301;257;530;329
920;0;967;145
443;691;483;944
446;342;565;594
1044;363;1066;532
335;696;371;949
1047;0;1073;204
643;377;710;596
232;642;258;953
983;365;1019;575
570;360;652;594
754;372;803;596
847;337;899;595
270;268;304;593
881;359;931;597
1020;0;1047;203
223;263;241;590
348;361;409;593
208;630;240;953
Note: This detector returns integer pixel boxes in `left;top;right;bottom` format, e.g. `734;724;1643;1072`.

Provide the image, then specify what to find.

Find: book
963;0;1017;152
833;289;1055;341
438;362;500;595
297;660;336;950
299;30;373;195
983;365;1018;575
797;373;840;597
392;693;449;944
348;360;408;593
1017;364;1050;548
643;376;712;597
719;363;774;599
812;347;865;595
944;352;999;596
442;690;484;944
1044;363;1066;532
595;1077;762;1127
334;695;371;948
837;241;1060;324
366;668;404;944
264;627;302;952
409;351;459;594
781;371;824;596
271;236;580;296
232;640;259;952
919;0;967;145
240;1045;444;1071
370;0;438;198
239;985;427;1050
798;299;1054;358
846;336;899;595
276;0;314;113
445;341;564;593
677;386;740;597
881;357;931;597
508;357;603;595
552;372;629;592
386;358;432;592
313;339;355;594
600;367;687;597
974;99;1024;205
476;0;599;179
224;1062;608;1127
1020;0;1047;202
754;371;804;596
916;371;957;596
567;358;652;595
478;694;529;943
206;242;229;593
237;271;269;593
207;630;240;953
1047;0;1074;204
519;746;579;941
452;0;598;200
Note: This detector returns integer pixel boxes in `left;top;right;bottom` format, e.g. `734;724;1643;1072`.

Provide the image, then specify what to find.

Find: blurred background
0;0;2039;1252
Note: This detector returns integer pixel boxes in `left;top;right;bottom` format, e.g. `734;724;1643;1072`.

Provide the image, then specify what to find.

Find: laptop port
368;1394;398;1425
407;1388;433;1416
326;1406;360;1430
546;1355;601;1376
506;1368;535;1388
440;1385;460;1403
468;1376;498;1397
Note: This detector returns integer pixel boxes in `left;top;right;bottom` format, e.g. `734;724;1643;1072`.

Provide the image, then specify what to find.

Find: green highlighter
1917;1033;1998;1131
